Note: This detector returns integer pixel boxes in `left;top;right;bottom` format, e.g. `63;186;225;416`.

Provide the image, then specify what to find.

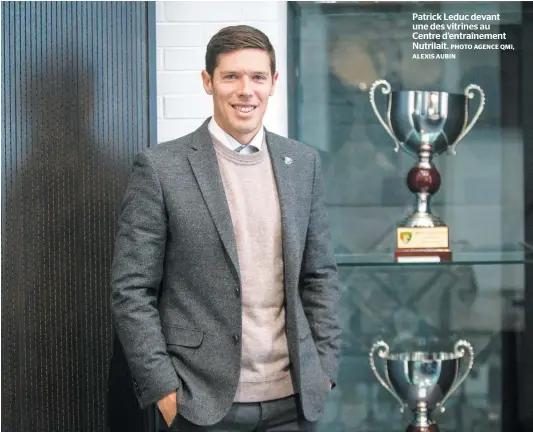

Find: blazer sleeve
110;150;180;409
299;150;342;387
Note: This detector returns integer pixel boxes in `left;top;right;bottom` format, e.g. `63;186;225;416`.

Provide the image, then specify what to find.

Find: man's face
202;48;278;144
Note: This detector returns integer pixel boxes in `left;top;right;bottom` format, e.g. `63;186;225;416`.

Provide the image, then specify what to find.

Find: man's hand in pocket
157;391;178;427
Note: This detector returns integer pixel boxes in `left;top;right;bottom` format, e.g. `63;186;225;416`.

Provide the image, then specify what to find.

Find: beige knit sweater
211;135;295;403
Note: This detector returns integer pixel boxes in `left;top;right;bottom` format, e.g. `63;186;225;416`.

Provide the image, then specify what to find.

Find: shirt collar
208;117;264;151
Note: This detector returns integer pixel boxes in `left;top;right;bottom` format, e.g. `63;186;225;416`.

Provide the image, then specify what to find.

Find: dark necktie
235;144;259;154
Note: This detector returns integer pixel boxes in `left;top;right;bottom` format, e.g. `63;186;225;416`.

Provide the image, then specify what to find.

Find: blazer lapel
187;119;241;278
185;121;302;290
266;131;301;296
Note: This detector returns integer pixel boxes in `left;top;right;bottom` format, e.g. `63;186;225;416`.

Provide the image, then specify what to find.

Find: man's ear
201;70;213;95
270;71;279;97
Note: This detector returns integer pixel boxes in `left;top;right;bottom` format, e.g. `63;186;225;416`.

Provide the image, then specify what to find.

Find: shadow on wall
2;33;151;432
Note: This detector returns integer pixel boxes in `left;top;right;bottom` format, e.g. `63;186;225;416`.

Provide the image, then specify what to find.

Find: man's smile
231;104;257;114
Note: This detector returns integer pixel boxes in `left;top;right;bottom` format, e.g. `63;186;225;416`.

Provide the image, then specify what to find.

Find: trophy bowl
389;90;470;157
369;340;474;432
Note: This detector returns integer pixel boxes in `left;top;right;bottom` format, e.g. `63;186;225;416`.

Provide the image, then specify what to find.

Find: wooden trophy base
406;424;440;432
395;227;452;263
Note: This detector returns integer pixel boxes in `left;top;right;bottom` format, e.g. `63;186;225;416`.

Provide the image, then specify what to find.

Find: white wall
155;1;288;144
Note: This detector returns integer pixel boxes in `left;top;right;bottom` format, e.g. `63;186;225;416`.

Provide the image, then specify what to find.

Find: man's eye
225;74;237;79
254;75;266;80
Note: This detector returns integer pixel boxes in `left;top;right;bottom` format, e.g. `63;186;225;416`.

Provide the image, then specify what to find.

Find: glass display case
288;2;533;431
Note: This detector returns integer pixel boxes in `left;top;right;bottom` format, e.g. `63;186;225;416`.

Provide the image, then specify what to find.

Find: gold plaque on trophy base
395;227;451;263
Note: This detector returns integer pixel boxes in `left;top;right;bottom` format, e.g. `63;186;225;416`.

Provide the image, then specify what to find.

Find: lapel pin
284;156;293;165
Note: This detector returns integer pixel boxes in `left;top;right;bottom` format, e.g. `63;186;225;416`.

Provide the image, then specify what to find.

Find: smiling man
110;25;341;431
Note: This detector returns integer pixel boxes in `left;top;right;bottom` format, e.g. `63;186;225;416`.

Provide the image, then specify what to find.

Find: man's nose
238;77;253;96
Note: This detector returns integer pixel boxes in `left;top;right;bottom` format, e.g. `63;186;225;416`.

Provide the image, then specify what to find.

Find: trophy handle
436;339;474;412
369;340;407;412
448;84;485;155
369;80;401;152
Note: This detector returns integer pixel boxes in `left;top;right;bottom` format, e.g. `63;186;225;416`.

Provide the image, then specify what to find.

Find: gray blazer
110;118;341;426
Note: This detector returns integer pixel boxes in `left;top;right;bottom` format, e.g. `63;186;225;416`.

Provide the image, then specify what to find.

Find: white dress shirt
208;117;264;152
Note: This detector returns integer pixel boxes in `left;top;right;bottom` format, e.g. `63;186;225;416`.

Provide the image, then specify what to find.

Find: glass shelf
336;247;533;266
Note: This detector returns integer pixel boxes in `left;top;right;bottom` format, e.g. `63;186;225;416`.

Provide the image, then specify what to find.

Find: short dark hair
205;25;276;77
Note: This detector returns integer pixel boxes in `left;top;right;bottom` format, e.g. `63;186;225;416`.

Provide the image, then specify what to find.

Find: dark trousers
158;393;317;432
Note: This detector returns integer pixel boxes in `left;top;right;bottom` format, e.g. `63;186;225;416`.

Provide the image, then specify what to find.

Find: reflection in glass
292;3;525;429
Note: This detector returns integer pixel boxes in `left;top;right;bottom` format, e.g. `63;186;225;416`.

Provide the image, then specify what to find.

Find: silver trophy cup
369;80;485;228
369;340;474;432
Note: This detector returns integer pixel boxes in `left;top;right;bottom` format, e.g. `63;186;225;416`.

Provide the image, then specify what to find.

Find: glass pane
294;1;526;264
292;2;527;431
